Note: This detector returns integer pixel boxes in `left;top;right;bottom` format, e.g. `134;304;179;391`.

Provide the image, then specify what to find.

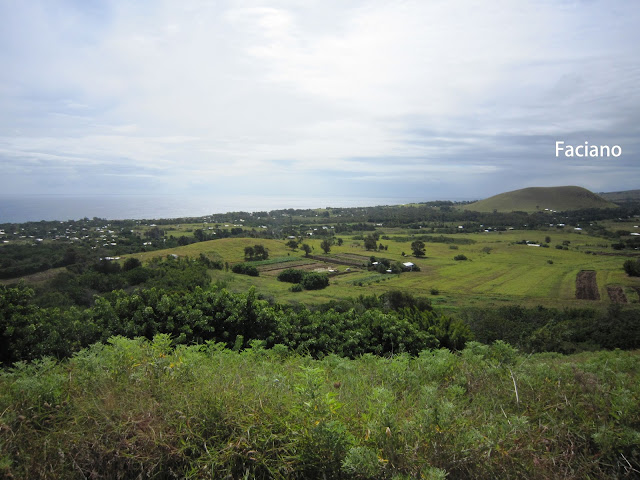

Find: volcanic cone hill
462;186;618;213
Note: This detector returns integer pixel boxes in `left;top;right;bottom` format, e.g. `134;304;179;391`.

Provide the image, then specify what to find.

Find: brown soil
306;254;367;267
575;270;600;300
258;260;314;272
607;286;628;303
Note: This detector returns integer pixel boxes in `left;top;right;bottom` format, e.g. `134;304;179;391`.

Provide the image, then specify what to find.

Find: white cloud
0;0;638;197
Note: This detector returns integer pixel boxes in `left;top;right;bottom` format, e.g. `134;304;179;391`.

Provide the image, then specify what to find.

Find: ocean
0;194;431;224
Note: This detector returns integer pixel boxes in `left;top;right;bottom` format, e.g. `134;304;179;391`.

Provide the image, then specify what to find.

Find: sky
1;0;639;203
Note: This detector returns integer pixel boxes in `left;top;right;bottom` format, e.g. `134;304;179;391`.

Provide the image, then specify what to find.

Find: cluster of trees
0;244;83;279
0;283;471;364
277;269;330;290
460;304;640;353
244;244;269;261
30;255;211;308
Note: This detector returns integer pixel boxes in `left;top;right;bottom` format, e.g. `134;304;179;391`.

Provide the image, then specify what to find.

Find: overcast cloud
1;0;638;202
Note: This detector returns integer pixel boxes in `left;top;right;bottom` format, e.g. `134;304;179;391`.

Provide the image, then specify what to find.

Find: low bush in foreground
1;336;639;479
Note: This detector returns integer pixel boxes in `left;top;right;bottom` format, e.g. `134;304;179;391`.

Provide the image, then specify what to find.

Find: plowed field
576;270;599;300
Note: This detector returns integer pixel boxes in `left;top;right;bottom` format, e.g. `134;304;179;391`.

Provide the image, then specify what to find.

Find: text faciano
555;141;621;157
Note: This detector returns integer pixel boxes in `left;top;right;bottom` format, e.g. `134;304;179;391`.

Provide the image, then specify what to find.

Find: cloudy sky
1;0;639;203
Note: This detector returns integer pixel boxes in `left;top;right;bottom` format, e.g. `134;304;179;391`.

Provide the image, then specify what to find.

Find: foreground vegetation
1;336;639;479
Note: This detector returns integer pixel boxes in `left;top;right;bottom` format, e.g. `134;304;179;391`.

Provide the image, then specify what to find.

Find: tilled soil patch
576;270;600;300
607;286;628;303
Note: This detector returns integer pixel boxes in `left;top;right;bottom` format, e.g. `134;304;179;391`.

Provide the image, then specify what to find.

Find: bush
278;268;306;284
290;283;303;292
231;263;259;276
623;259;640;277
122;257;142;271
453;254;468;261
430;288;440;295
301;272;329;290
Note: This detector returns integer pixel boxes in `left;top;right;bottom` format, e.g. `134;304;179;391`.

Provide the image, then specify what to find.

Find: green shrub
231;263;259;276
278;268;306;283
453;254;468;261
623;259;640;276
301;272;329;290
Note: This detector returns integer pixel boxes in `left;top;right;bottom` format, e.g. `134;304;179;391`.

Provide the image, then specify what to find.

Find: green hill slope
599;189;640;203
462;186;617;213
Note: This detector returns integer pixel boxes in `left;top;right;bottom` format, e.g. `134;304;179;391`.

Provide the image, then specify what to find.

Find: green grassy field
119;229;640;310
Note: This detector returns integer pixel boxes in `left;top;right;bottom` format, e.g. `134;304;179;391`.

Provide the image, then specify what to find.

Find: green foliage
1;338;639;479
122;257;142;271
411;240;426;257
301;272;329;290
277;268;306;284
231;263;259;276
623;258;640;276
320;239;332;254
461;304;640;354
453;254;468;261
244;244;269;261
364;235;378;251
278;269;329;291
286;239;298;250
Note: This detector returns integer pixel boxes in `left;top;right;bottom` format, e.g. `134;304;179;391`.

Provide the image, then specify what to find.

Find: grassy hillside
599;189;640;203
116;230;640;310
463;186;617;213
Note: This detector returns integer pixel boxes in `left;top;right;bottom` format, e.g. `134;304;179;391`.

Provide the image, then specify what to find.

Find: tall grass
1;337;639;479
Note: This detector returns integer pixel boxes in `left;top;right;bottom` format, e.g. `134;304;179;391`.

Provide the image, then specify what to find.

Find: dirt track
606;286;628;303
575;270;600;300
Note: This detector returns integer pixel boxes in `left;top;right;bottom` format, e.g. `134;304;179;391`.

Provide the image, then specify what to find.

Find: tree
364;236;377;251
123;257;142;271
302;244;312;257
286;239;298;250
244;245;268;261
337;238;344;246
411;240;426;257
320;239;331;254
253;244;269;260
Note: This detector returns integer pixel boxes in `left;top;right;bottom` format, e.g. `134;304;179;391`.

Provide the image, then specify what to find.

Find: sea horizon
0;193;469;224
